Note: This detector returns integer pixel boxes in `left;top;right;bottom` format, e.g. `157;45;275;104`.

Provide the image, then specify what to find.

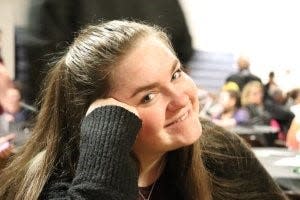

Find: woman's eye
171;69;182;81
141;93;156;104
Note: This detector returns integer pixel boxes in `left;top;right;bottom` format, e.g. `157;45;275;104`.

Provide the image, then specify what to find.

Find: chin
176;124;202;148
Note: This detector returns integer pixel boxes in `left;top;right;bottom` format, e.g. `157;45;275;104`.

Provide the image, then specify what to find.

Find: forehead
110;36;177;94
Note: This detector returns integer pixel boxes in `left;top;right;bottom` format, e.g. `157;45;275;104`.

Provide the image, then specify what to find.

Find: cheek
183;75;199;110
138;107;165;138
133;107;166;152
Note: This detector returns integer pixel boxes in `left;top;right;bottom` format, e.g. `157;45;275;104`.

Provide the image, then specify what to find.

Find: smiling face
109;36;202;158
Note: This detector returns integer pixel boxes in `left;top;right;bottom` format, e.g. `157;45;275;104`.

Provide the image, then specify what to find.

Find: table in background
229;125;279;147
253;147;300;198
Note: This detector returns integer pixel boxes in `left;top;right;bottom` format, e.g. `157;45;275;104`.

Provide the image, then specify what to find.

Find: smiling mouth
165;111;189;127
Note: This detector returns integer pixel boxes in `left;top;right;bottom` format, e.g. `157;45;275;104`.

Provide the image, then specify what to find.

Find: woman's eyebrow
130;59;179;98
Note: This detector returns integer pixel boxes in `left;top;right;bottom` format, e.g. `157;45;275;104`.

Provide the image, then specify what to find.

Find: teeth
173;112;188;124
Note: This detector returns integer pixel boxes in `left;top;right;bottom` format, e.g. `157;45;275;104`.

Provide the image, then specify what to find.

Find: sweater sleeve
41;106;142;200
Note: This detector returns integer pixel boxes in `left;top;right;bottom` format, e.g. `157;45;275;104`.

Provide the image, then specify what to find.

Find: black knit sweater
40;106;142;199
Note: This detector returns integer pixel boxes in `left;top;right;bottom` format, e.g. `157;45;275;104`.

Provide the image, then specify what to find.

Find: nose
167;89;189;112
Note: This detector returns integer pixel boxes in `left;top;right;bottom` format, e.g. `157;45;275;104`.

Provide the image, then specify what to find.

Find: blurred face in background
237;56;250;70
248;86;263;105
219;91;237;112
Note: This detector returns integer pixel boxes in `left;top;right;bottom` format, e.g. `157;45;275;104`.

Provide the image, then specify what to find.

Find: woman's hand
86;98;139;117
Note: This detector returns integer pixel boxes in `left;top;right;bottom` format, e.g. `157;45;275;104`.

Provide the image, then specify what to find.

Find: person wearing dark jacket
226;56;262;91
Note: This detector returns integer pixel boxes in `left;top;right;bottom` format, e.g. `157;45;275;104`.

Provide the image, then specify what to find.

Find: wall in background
180;0;300;92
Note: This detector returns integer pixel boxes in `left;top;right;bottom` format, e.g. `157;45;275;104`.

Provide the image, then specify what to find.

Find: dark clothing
265;100;295;133
244;104;273;126
40;106;287;199
244;100;294;133
226;69;262;91
137;170;183;200
40;106;142;199
22;0;193;104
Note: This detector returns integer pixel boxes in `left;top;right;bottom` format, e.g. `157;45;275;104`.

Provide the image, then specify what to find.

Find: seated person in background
0;64;21;115
212;88;249;128
0;65;20;164
267;87;288;107
0;21;287;199
0;133;15;160
264;71;277;101
241;81;294;140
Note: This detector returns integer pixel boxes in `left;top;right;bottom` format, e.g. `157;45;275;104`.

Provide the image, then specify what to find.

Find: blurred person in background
241;81;294;141
0;65;19;164
269;88;287;106
287;88;300;117
264;71;278;100
22;0;194;105
0;134;15;161
0;64;21;114
0;28;22;117
212;88;249;128
226;56;262;91
0;28;21;164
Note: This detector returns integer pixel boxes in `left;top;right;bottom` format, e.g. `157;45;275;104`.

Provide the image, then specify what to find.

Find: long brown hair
0;20;211;199
200;119;287;200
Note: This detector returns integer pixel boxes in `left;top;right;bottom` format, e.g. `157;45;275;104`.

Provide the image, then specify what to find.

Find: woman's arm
41;105;141;199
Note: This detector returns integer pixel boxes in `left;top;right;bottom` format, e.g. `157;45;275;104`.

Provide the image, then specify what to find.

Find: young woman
0;20;287;200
